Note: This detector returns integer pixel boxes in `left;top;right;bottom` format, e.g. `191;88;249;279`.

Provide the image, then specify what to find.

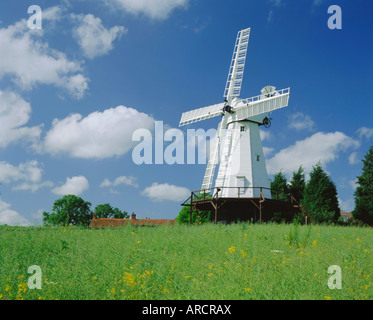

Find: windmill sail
234;88;290;121
201;116;227;190
179;102;225;127
224;28;251;102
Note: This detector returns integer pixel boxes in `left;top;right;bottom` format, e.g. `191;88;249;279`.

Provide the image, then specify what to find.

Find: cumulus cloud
0;91;42;148
100;176;139;188
42;105;154;159
12;181;54;193
349;179;358;190
357;127;373;140
259;129;271;141
288;112;316;132
52;176;89;196
0;160;43;184
0;160;53;192
72;14;127;59
266;131;360;176
142;183;190;202
0;200;30;226
0;18;89;99
105;0;189;20
263;147;275;158
348;152;360;165
339;197;355;213
42;5;64;22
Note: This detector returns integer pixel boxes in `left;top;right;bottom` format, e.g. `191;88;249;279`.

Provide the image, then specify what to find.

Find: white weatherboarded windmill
179;28;290;202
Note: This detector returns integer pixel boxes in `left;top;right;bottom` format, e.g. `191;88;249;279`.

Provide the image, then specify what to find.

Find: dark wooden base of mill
187;197;299;224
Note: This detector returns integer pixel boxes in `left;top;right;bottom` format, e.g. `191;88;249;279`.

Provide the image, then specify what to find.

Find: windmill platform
182;187;302;224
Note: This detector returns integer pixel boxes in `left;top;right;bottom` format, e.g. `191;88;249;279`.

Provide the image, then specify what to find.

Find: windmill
179;28;290;201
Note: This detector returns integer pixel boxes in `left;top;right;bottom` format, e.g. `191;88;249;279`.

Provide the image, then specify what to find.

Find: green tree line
271;146;373;226
42;195;129;227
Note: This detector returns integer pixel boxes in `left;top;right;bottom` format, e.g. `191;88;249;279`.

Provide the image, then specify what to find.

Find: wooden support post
210;201;218;224
190;192;193;225
250;199;262;224
259;201;262;224
215;203;218;224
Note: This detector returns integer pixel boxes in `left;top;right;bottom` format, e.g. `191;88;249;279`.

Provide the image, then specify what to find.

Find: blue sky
0;0;372;225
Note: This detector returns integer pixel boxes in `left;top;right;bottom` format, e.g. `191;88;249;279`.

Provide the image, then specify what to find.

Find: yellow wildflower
228;246;236;254
123;272;136;287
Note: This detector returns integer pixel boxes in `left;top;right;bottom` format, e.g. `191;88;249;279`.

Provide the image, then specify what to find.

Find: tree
289;166;306;203
43;195;92;227
303;162;340;224
176;194;211;224
270;171;295;222
271;171;289;201
94;203;129;219
353;147;373;226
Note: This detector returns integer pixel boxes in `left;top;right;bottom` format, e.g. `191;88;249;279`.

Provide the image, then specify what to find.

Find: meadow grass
0;223;371;300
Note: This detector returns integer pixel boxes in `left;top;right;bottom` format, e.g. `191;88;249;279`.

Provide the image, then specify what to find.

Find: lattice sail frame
223;28;251;103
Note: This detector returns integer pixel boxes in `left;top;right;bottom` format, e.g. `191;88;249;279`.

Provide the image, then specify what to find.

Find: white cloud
0;200;30;226
259;129;271;141
64;74;90;100
0;160;53;193
52;176;89;196
42;105;155;159
349;179;358;190
43;6;64;22
288;112;316;132
348;152;360;165
339;197;354;213
12;181;54;193
0;160;43;184
0;91;42;148
142;183;190;202
106;0;189;20
357;127;373;140
100;176;138;188
266;131;360;176
71;14;127;59
263;147;275;158
0;18;89;99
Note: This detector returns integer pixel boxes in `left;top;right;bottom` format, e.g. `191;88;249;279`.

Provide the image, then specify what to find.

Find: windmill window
256;155;260;161
240;126;245;132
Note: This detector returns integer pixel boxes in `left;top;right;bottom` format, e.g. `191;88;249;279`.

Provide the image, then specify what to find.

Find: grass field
0;223;371;300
